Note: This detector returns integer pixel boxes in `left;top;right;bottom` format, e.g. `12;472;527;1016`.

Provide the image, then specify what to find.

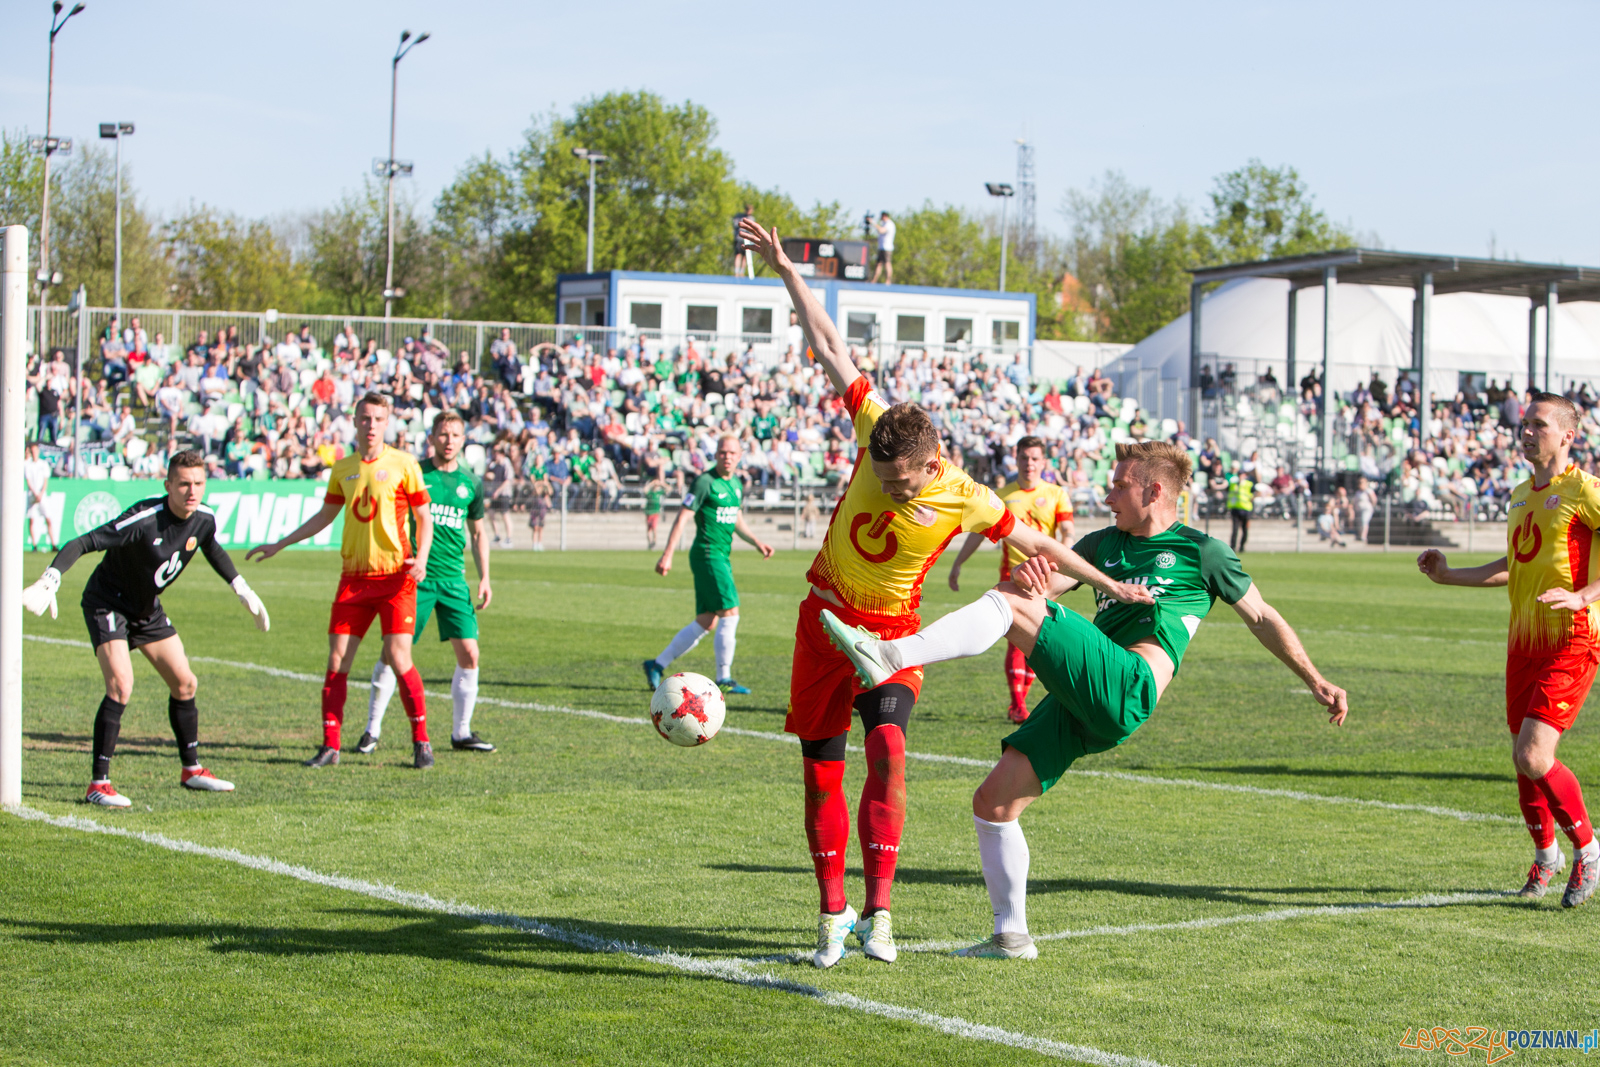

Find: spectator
870;211;895;284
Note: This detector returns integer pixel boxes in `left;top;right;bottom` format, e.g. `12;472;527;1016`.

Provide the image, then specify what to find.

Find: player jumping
644;435;774;696
20;449;271;807
364;410;496;754
741;216;1151;969
246;392;436;770
1418;391;1600;908
947;434;1074;722
827;440;1348;958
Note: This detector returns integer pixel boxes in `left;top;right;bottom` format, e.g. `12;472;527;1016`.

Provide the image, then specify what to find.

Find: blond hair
1115;440;1193;498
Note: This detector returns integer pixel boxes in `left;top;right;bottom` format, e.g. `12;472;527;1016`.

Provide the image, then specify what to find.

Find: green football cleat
643;659;664;691
716;678;751;695
813;904;858;969
954;932;1038;959
854;910;897;963
818;609;895;690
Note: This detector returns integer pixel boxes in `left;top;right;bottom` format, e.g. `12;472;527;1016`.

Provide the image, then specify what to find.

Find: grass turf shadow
1174;763;1513;784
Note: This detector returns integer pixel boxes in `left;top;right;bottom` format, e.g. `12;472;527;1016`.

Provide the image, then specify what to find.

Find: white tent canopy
1109;276;1600;424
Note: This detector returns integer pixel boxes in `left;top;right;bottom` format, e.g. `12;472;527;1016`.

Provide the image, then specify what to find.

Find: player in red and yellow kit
248;392;437;769
947;435;1074;722
1419;392;1600;908
741;217;1150;967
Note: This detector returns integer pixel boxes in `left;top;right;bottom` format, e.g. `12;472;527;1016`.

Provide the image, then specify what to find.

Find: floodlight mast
38;1;86;362
383;29;429;344
99;122;134;316
985;182;1015;292
572;147;609;275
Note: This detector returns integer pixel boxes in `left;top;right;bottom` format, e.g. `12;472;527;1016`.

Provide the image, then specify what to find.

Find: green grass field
3;546;1597;1066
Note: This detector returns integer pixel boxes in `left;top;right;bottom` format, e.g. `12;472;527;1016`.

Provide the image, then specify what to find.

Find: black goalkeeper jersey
50;496;240;618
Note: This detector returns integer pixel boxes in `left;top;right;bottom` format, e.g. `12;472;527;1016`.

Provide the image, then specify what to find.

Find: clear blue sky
2;0;1594;264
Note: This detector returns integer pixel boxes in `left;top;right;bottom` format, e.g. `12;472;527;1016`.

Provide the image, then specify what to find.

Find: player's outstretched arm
1230;584;1348;725
469;516;492;610
247;500;341;562
23;515;144;618
947;532;986;591
1416;549;1508;588
1003;524;1154;605
738;218;860;398
733;513;775;559
197;530;269;632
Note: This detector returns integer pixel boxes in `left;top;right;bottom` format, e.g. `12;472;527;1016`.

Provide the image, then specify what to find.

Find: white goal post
1;225;27;808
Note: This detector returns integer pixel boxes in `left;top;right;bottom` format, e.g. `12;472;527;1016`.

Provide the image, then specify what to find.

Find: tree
162;206;309;311
305;180;434;318
1206;159;1352;263
47;146;169;308
0;129;50;241
432;152;521;319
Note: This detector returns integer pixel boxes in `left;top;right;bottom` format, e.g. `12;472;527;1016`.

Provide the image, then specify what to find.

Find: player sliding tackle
1419;391;1600;908
20;449;271;807
741;217;1151;968
826;439;1349;958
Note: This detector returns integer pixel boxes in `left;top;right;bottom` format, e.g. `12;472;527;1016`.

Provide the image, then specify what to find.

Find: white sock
1536;842;1563;866
452;666;479;740
883;589;1013;671
974;815;1030;936
713;616;739;680
367;661;397;737
656;621;710;669
1581;838;1599;863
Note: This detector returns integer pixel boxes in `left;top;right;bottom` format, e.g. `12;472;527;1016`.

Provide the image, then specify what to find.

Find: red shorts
328;572;418;638
646;513;660;532
785;591;924;741
1506;646;1600;734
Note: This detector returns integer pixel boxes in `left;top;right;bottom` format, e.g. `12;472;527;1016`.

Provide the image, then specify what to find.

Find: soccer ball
650;672;727;747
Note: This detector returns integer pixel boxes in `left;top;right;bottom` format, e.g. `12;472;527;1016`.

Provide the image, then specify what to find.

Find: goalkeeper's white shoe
955;932;1038;959
813;904;858;969
180;766;234;792
854;910;897;963
818;610;895;690
85;781;132;808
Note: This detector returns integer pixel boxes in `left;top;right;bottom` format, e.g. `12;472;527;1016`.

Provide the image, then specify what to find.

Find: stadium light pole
985;182;1014;292
98;122;134;316
571;147;608;275
2;226;28;808
382;29;428;345
37;2;86;365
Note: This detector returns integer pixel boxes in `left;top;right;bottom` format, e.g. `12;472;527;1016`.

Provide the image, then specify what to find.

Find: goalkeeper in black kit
20;450;271;808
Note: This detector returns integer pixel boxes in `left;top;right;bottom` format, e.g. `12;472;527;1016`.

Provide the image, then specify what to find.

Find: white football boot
854;910;897;963
818;610;895;690
84;781;132;808
955;931;1039;959
813;904;858;969
180;767;234;792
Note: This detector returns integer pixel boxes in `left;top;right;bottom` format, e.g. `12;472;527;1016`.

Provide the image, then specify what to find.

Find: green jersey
684;473;742;557
418;458;485;582
644;486;665;515
1071;521;1251;671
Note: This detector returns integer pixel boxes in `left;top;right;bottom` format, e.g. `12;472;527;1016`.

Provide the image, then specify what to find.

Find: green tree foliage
432;152;520;318
0;129;50;240
162;205;309;311
1207;159;1353;264
48;146;169;308
305;180;433;317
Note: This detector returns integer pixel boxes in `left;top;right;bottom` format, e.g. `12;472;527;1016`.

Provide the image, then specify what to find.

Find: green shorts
415;577;479;642
1003;600;1157;792
690;552;739;616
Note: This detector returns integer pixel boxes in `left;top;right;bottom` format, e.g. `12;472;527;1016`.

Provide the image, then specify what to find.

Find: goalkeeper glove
231;575;271;632
21;568;60;619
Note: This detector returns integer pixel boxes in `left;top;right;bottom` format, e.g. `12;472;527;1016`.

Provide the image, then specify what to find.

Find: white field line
21;634;1518;824
901;891;1511;953
6;804;1167;1067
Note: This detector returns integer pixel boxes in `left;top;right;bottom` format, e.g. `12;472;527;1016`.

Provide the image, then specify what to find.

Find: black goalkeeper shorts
82;598;178;651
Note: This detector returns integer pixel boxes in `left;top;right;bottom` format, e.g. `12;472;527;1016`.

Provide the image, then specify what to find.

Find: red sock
321;670;347;749
1004;644;1033;711
1533;760;1595;849
803;758;848;913
858;725;906;915
397;667;429;744
1517;773;1557;848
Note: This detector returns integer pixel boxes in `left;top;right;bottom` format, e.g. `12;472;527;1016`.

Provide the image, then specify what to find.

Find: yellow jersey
1506;463;1600;656
997;479;1073;572
324;446;430;577
808;378;1014;619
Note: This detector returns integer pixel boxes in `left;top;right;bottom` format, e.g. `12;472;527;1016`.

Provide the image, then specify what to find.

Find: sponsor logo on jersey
1513;512;1543;563
1546;494;1561;510
377;469;390;481
456;484;470;499
912;504;937;526
1155;551;1177;569
153;550;186;589
343;473;360;482
185;536;197;551
1510;500;1528;510
714;506;740;524
351;487;378;524
850;511;898;563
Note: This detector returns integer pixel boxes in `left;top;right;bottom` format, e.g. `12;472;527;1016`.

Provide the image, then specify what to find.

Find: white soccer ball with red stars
650;672;727;747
